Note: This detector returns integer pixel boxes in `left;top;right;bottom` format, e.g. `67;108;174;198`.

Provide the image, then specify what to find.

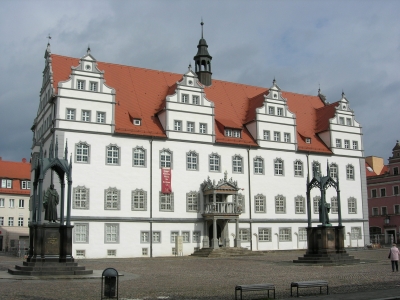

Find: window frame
239;228;250;242
254;194;266;213
104;223;119;243
298;228;307;241
336;139;342;148
81;110;91;122
186;191;199;212
131;189;147;211
294;160;303;177
186;151;198;171
381;188;386;197
273;131;281;142
199;123;207;134
106;144;120;165
279;227;292;242
331;197;338;214
295;195;305;214
284;132;291;143
160;149;173;169
75;142;90;164
96;111;106;123
174;120;182;131
187;121;195;133
192;95;199;105
181;94;189;103
313;196;321;214
253;156;264;175
160;192;174;212
275;194;286;214
74;223;89;243
348;197;357;214
232;155;243;174
258;228;272;242
66;108;76;120
104;187;120;210
263;130;270;141
89;81;98;92
346;164;355;180
274;158;284;176
209;153;221;172
73;186;90;210
133;146;146;167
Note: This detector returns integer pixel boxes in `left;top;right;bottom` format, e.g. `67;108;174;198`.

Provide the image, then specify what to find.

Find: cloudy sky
0;0;399;163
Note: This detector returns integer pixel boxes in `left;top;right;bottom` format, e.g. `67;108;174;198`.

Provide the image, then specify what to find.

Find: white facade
30;47;368;258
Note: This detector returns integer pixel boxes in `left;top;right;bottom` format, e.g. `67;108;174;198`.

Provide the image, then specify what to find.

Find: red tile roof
51;54;336;153
0;159;31;195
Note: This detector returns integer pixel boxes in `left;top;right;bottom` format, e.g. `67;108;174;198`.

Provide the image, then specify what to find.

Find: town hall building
30;24;369;258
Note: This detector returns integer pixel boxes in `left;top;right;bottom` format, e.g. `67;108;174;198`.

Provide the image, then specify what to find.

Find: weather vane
47;34;51;44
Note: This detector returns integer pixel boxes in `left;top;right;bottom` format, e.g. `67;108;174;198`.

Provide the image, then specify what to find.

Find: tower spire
193;21;213;86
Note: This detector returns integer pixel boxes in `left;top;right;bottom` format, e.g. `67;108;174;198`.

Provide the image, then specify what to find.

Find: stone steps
8;261;93;276
293;252;360;264
191;247;263;258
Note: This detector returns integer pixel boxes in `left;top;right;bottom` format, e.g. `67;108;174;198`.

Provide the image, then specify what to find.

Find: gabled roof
51;54;337;153
0;159;31;195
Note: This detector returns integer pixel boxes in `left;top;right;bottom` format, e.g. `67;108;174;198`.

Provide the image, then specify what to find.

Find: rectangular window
339;117;345;125
225;129;232;137
0;198;4;207
21;181;30;190
395;205;400;215
9;199;14;208
174;120;182;131
142;248;148;256
187;122;195;133
0;217;3;225
273;132;280;142
350;227;362;240
314;197;320;214
107;250;116;257
274;159;284;176
344;140;350;149
232;156;243;173
394;186;399;195
160;193;174;211
76;250;86;258
18;217;23;227
258;228;271;242
186;193;198;212
152;231;161;243
193;231;201;243
97;112;105;123
82;110;91;122
298;228;307;241
381;188;386;197
77;80;85;90
254;158;263;174
182;231;190;243
331;197;338;213
268;106;275;115
181;94;189;103
336;139;342;148
254;195;266;213
284;133;290;143
199;123;207;134
275;196;286;214
105;224;119;243
133;148;146;167
170;231;179;243
352;141;358;150
279;228;292;242
89;82;98;92
346;118;352;126
277;108;283;116
8;217;14;226
141;231;149;243
372;207;379;216
75;224;89;243
239;229;249;242
66;109;75;120
106;146;119;165
18;199;24;208
263;130;270;141
192;95;199;105
132;190;146;211
295;196;305;214
209;154;220;172
348;197;357;214
371;189;377;198
382;206;387;215
394;167;399;175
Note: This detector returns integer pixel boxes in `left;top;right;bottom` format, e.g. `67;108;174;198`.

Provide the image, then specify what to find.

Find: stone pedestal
294;226;359;264
8;222;92;275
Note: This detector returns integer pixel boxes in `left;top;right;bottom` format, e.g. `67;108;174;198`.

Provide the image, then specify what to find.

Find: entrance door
387;230;396;244
209;224;222;246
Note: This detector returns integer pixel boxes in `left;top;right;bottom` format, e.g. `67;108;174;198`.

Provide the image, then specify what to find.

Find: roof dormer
265;78;285;101
337;91;353;112
72;47;103;74
177;65;203;89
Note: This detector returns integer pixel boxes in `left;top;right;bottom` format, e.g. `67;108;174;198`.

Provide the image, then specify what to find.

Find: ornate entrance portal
201;172;242;249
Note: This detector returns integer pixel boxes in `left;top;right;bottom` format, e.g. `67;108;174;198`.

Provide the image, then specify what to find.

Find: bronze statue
43;184;59;222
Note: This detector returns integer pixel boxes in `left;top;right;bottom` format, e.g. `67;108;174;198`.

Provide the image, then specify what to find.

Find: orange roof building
30;26;368;258
0;158;31;252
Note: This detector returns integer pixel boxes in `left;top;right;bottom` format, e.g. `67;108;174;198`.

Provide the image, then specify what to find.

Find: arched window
274;158;284;176
133;147;146;167
160;149;172;168
254;157;264;174
346;164;355;180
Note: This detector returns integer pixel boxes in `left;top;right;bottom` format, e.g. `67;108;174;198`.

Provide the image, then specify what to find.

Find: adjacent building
0;158;31;252
366;141;400;244
30;25;368;258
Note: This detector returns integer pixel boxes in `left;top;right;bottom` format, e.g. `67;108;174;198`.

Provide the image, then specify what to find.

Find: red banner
161;168;172;194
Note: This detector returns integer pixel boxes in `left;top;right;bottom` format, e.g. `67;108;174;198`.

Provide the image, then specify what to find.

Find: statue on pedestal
43;184;59;222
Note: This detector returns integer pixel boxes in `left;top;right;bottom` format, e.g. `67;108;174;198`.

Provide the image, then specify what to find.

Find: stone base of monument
8;222;93;276
293;225;360;265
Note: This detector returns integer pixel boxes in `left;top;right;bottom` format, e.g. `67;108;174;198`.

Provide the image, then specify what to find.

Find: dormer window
273;93;278;99
182;94;189;103
192;95;199;105
90;82;98;92
225;128;241;138
305;138;311;144
346;118;352;126
277;108;283;116
133;119;141;126
339;117;344;125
